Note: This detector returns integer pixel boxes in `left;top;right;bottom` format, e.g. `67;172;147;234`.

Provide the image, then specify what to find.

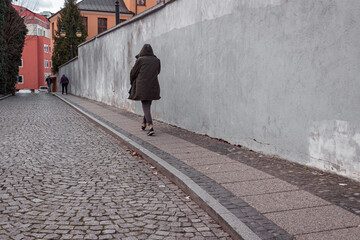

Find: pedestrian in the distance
60;74;69;95
129;44;161;136
45;75;52;93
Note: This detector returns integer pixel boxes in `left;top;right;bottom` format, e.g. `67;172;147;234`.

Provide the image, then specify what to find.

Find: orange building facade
49;0;134;62
13;5;51;91
124;0;161;15
49;0;162;73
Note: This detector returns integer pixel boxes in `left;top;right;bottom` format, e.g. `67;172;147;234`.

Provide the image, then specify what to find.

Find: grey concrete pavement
0;93;232;240
53;93;360;240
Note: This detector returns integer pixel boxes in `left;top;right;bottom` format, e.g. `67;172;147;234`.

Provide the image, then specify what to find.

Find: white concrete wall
59;0;360;181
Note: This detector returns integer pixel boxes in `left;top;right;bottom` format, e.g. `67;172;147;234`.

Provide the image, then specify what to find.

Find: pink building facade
13;5;51;91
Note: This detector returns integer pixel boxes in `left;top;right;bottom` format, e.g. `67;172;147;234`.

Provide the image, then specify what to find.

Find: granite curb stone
0;94;11;101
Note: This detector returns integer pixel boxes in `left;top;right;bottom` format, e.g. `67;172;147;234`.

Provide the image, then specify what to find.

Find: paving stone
182;156;234;166
99;235;113;240
194;162;252;174
0;94;232;239
265;205;360;235
223;178;299;197
295;227;360;240
43;234;61;239
172;151;222;160
84;234;98;239
242;190;331;213
37;94;298;239
156;110;360;218
207;168;274;183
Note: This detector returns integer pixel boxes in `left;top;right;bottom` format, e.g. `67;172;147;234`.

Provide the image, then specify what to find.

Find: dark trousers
47;83;51;92
62;83;68;94
141;100;153;125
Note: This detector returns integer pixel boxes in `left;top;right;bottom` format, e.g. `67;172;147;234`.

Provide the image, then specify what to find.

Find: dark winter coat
128;44;161;101
46;76;52;85
60;75;69;84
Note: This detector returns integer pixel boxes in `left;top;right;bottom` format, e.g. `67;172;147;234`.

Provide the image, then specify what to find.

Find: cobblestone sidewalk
0;93;232;240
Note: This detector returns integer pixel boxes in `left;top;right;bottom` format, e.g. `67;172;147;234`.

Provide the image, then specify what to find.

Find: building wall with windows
17;36;38;90
13;5;51;90
49;0;164;73
49;11;123;55
49;13;60;63
124;0;160;15
49;0;135;68
79;11;118;38
26;23;50;38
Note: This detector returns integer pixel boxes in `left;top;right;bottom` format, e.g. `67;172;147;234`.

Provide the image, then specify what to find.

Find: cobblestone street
0;93;232;240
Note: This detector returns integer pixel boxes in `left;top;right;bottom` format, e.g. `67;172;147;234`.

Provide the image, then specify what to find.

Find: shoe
147;128;155;136
141;125;146;131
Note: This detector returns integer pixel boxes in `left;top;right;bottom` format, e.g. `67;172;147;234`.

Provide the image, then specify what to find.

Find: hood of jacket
136;44;154;59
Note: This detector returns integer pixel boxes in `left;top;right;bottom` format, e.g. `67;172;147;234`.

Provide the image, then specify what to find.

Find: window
38;28;45;36
137;0;146;6
45;60;49;68
49;60;52;68
19;59;23;68
19;8;24;13
44;44;48;53
82;17;88;34
49;45;51;53
98;18;107;34
17;75;23;84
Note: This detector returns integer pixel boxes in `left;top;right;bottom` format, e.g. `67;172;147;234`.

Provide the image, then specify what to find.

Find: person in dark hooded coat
129;44;161;136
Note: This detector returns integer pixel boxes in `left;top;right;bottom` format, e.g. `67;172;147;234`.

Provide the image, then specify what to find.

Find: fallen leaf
127;150;143;159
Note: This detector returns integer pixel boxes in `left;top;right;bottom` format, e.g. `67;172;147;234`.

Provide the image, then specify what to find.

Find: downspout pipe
115;0;120;24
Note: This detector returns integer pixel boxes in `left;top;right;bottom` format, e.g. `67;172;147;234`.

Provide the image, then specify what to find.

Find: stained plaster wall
59;0;360;181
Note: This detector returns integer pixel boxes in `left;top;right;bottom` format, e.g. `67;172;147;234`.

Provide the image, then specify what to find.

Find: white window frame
17;75;24;84
48;45;51;53
19;59;23;68
44;44;48;53
45;60;49;68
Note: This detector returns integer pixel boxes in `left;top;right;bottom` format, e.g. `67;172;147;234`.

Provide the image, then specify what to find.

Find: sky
14;0;65;14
